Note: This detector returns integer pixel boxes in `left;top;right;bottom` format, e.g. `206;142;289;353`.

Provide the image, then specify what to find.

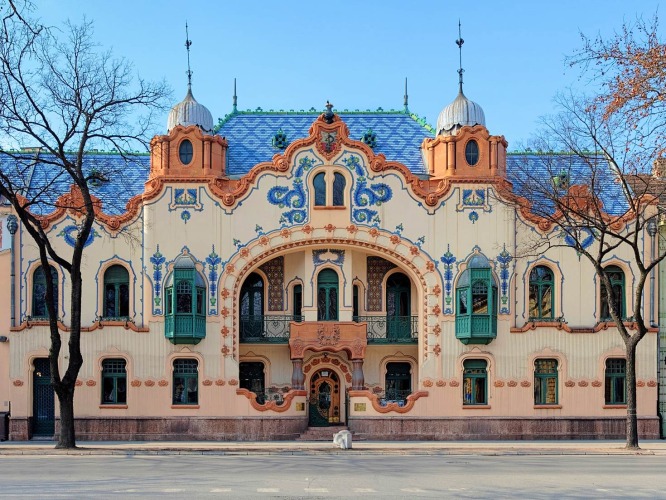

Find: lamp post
6;215;18;328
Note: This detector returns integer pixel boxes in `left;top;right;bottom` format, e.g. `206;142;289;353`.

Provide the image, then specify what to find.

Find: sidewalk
1;439;665;456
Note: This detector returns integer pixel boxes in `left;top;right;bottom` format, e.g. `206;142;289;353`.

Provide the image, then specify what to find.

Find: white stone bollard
333;430;352;449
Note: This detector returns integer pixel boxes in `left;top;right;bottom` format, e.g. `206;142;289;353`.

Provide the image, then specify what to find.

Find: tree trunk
54;384;76;449
625;339;639;449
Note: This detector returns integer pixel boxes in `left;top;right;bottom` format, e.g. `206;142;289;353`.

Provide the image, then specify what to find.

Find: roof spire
403;77;409;113
456;20;464;94
232;78;237;113
185;22;193;90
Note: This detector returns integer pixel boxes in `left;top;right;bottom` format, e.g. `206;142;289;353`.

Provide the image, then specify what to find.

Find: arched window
240;361;266;404
386;272;412;340
600;265;625;320
179;139;193;165
172;359;198;405
385;362;411;403
529;265;554;320
32;265;58;319
332;172;346;206
317;269;338;321
103;265;130;319
605;358;626;404
164;256;206;344
292;284;303;322
240;272;265;339
101;359;127;405
455;254;497;344
313;172;326;206
463;359;487;405
352;284;359;320
534;359;558;405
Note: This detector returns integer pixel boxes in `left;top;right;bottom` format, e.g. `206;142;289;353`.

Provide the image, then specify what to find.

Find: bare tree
0;1;169;448
507;88;664;449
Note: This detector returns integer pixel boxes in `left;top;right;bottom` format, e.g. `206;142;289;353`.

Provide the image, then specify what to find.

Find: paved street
0;454;664;498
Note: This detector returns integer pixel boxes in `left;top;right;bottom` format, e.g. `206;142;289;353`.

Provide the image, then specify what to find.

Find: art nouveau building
0;81;660;440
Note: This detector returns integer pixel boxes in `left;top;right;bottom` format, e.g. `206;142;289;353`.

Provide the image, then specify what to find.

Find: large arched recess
218;225;444;371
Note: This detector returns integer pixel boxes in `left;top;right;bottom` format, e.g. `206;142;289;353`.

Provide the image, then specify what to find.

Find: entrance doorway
308;369;342;426
32;358;55;437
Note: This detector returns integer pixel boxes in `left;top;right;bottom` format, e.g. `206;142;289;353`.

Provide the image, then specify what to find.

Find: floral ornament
360;128;377;148
267;156;316;226
342;155;392;225
440;245;456;314
271;128;289;150
180;210;191;224
206;247;222;315
150;245;166;315
468;211;479;224
496;245;512;314
395;223;404;234
57;225;100;248
562;226;596;253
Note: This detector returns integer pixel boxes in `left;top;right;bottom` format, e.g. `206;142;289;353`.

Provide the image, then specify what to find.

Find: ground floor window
463;359;487;405
240;361;266;403
534;359;558;405
173;359;198;405
101;358;127;404
385;362;411;403
605;358;626;404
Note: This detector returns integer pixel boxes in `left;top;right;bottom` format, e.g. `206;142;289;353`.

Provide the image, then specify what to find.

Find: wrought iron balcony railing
373;389;412;406
352;315;418;343
239;315;303;343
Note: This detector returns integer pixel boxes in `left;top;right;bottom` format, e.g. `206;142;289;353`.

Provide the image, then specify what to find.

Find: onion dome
436;90;486;136
167;85;214;134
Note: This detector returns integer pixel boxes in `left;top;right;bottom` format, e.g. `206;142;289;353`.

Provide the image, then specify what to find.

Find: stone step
296;425;350;441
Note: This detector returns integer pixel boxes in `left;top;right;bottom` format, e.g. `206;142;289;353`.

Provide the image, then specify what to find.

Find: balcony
455;314;497;345
165;313;206;345
353;316;418;344
239;315;303;343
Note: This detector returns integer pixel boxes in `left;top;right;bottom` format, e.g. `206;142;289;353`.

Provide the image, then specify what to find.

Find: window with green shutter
101;358;127;405
103;265;130;319
534;359;558;405
605;358;626;404
463;359;488;405
455;255;497;344
164;256;206;345
173;359;198;405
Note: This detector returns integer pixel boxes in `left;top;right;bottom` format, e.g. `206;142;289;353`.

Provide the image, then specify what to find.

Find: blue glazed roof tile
216;112;434;177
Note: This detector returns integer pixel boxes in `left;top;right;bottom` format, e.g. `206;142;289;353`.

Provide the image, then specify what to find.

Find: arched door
240;273;264;339
32;358;54;437
386;272;411;340
308;369;341;426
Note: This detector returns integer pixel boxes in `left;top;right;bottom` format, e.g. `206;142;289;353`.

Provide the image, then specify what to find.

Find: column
291;359;305;390
351;359;365;390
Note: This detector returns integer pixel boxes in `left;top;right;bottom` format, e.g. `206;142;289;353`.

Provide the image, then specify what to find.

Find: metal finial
403;77;409;113
185;22;193;89
232;78;237;113
456;20;464;94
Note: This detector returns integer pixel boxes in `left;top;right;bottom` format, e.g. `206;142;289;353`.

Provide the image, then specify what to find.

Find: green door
32;358;55;437
386;273;411;340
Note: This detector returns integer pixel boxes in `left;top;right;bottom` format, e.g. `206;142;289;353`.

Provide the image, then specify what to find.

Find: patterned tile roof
507;154;628;216
215;110;435;177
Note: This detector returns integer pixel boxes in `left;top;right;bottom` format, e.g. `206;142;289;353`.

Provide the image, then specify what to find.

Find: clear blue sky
38;0;663;150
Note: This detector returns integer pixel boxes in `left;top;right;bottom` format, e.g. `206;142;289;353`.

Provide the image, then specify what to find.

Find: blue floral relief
469;211;479;224
267;156;315;226
57;225;100;248
496;246;513;314
343;155;392;225
462;189;486;206
206;247;222;315
562;227;595;251
150;246;166;315
174;188;197;205
440;245;456;314
181;210;191;224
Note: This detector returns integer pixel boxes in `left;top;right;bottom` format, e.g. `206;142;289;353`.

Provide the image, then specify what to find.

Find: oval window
179;140;193;165
465;140;479;166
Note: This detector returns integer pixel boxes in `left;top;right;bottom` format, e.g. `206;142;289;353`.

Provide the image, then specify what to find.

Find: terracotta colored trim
347;389;428;414
170;405;200;409
10;319;149;333
462;405;491;410
603;404;628;409
236;388;307;412
98;405;128;409
533;405;562;409
510;320;656;334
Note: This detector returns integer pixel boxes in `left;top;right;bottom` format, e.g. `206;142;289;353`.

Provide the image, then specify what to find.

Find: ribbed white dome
436;91;486;136
167;86;214;134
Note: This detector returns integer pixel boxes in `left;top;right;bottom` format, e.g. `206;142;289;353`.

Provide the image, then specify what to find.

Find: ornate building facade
0;80;660;440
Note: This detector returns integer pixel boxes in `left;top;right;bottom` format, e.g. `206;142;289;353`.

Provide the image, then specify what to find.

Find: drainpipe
6;215;18;327
648;220;657;327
